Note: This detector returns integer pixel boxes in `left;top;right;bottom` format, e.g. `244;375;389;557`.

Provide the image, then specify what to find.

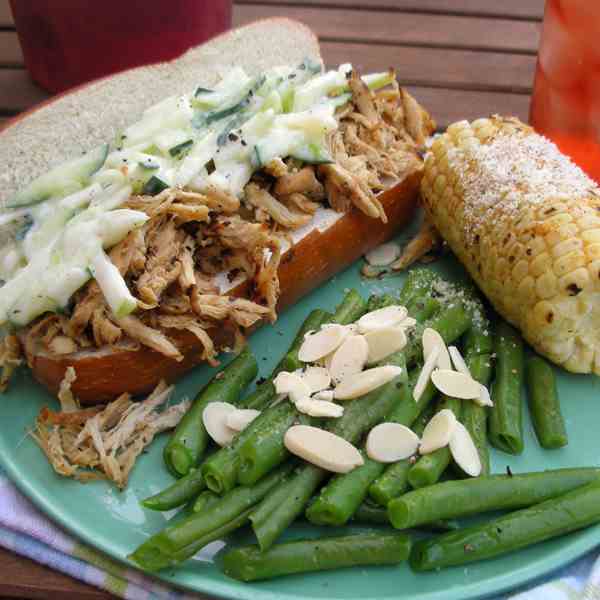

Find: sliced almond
298;324;349;362
476;384;494;407
273;371;312;404
202;402;238;446
449;421;482;477
365;242;401;266
284;425;363;473
296;398;344;418
366;422;420;463
430;369;482;400
365;327;407;364
422;328;452;370
357;305;408;334
398;316;417;329
329;335;369;384
301;366;331;393
413;345;440;402
334;365;403;400
448;346;471;377
419;408;457;454
313;389;334;402
226;408;261;432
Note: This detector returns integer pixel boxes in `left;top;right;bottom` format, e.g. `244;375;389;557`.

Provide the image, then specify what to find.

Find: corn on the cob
422;116;600;374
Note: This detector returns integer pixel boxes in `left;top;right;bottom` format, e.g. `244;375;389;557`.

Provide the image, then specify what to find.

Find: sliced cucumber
7;144;109;208
169;139;194;158
90;251;137;318
291;142;334;165
142;175;169;196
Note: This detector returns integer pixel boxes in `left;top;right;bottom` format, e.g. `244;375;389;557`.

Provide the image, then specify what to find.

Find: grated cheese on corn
422;116;600;374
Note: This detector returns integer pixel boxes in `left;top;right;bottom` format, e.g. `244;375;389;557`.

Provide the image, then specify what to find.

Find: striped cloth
0;466;598;600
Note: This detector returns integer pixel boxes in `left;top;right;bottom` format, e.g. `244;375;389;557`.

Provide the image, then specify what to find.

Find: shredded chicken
16;68;434;379
245;183;312;229
57;366;79;413
117;315;183;361
391;217;441;271
32;376;189;488
0;335;22;392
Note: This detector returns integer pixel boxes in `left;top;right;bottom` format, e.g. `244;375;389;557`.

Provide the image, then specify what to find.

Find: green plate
1;249;599;600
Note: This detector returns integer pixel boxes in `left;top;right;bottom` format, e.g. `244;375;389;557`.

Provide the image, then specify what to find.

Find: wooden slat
0;69;48;112
321;41;536;94
234;5;541;53
0;546;113;600
0;31;21;65
408;87;531;129
0;0;12;27
234;0;545;20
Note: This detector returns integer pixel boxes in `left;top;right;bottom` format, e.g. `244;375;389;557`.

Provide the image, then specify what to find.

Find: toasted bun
25;172;421;404
5;18;424;403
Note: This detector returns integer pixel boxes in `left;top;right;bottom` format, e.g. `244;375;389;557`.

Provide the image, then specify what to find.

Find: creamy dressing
0;61;394;328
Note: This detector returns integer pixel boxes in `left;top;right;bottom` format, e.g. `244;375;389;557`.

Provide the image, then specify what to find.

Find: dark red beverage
10;0;232;93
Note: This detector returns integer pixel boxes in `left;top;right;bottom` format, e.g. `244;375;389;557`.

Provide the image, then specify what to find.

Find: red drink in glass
530;0;600;182
10;0;232;94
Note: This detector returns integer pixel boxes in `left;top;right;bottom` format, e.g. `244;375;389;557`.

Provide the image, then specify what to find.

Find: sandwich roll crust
25;170;421;404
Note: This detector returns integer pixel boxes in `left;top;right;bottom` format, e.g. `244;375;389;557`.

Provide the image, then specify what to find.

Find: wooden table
0;0;543;598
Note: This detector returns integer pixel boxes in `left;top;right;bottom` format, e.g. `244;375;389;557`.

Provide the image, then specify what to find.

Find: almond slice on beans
476;384;494;407
357;305;408;334
328;335;369;384
298;324;349;362
273;371;312;404
413;345;440;402
422;328;452;370
302;366;331;393
419;408;457;454
365;242;401;266
366;423;420;462
313;389;334;402
448;345;471;377
398;316;417;329
449;421;482;477
296;398;344;418
365;327;407;364
202;402;238;446
226;408;261;432
334;365;403;400
284;425;363;473
430;369;482;400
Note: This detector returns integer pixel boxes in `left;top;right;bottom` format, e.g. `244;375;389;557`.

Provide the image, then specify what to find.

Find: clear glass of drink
530;0;600;182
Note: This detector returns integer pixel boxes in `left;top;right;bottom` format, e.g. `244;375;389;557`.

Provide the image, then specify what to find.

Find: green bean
163;348;257;477
460;353;493;476
462;291;493;358
406;296;440;323
129;463;292;571
305;452;385;526
408;395;463;489
489;321;525;455
236;291;367;486
251;350;410;551
397;267;438;306
526;355;567;449
192;490;220;513
141;467;206;511
389;467;600;530
404;303;471;366
352;501;389;524
367;293;396;312
410;478;600;571
222;532;412;582
200;309;330;495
